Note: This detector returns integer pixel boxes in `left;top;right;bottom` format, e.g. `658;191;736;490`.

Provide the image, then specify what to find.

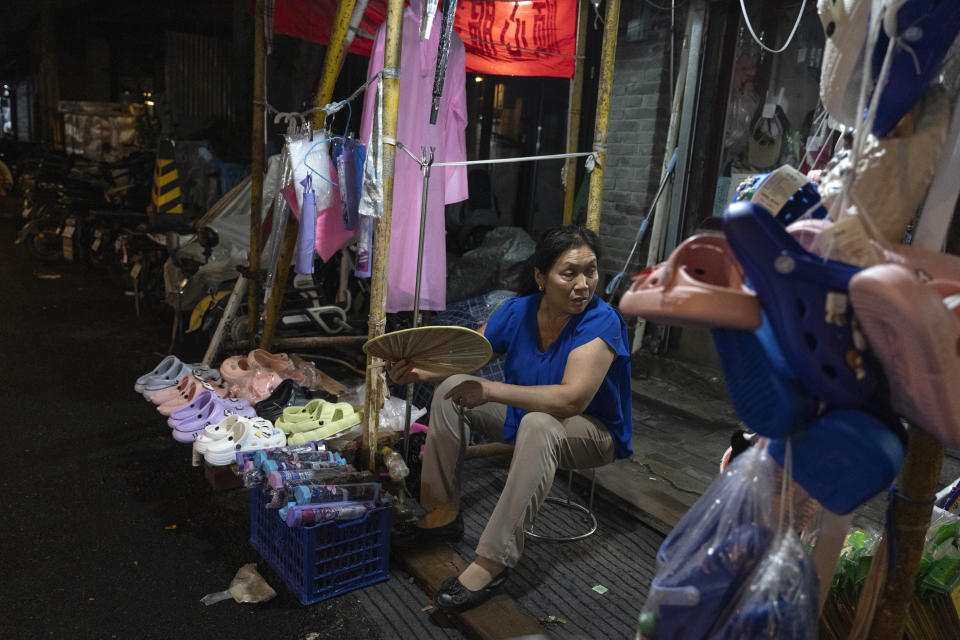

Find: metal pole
664;0;705;257
261;0;358;347
563;0;589;225
645;6;692;271
363;0;406;471
403;147;435;462
249;0;266;340
584;0;622;234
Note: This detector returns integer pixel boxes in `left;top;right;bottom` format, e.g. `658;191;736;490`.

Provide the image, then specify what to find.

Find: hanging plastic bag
707;442;820;640
355;214;374;278
708;530;819;640
295;175;317;274
359;82;384;219
261;147;294;305
285;126;335;215
638;445;778;640
332;138;366;231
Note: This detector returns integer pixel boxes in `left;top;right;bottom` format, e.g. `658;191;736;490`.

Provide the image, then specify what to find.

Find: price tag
130;263;143;279
825;292;849;326
91;237;102;252
762;103;777;119
751;166;809;216
61;225;75;239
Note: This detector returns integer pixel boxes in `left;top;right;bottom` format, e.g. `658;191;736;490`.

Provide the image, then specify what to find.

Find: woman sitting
388;224;633;612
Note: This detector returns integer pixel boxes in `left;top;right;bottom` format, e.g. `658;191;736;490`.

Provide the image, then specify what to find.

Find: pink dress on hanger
359;0;468;313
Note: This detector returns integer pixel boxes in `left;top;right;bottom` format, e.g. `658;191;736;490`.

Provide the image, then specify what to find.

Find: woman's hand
443;379;490;409
386;359;423;385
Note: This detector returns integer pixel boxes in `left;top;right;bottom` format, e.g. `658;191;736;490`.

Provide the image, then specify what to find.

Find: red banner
455;0;575;78
272;0;576;78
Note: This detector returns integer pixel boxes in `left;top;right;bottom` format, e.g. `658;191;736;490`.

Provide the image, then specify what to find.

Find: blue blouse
483;293;633;459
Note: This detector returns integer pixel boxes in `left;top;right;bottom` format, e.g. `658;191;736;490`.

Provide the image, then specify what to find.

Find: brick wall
597;1;678;281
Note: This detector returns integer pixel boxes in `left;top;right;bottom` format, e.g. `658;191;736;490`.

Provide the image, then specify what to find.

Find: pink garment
359;0;468;312
284;166;355;263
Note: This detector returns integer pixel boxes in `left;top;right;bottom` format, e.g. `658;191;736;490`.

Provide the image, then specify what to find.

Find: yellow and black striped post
152;139;183;216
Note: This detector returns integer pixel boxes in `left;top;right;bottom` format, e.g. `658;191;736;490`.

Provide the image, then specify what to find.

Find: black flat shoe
394;513;464;543
434;570;509;612
254;379;326;423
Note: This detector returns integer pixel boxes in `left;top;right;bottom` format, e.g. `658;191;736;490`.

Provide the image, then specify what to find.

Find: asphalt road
0;217;386;639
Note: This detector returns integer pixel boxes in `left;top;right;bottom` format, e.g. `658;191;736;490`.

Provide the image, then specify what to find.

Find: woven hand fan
363;326;492;376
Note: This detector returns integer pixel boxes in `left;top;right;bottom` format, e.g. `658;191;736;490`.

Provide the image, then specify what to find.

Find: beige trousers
419;374;615;567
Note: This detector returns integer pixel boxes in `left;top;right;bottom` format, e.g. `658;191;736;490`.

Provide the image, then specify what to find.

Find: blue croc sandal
723;201;876;408
712;314;820;439
869;0;960;136
646;524;773;639
768;409;906;515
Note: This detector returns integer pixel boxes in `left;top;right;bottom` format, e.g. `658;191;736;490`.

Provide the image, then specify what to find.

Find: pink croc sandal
850;264;960;447
220;355;259;383
880;244;960;282
618;234;762;330
228;369;284;404
156;376;230;416
248;349;295;373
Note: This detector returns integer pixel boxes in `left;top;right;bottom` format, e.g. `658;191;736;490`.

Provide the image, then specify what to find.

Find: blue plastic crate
249;487;391;605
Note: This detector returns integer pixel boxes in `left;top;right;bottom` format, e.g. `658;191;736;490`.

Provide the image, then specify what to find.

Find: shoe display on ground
255;379;329;424
286;403;362;445
202;416;286;466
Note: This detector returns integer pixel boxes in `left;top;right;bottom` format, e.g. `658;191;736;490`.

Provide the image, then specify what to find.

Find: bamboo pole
362;0;405;471
562;0;589;226
203;275;248;365
259;217;299;349
248;0;266;339
584;0;621;233
867;427;945;639
312;0;359;129
260;0;358;349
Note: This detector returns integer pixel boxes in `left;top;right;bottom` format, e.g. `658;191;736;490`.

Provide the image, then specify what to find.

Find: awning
273;0;577;78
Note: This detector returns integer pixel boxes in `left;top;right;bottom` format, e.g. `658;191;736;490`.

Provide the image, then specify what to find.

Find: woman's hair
518;225;601;296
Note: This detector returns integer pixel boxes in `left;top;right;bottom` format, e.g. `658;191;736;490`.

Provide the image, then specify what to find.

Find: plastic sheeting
164;154;284;309
60;101;139;162
446;226;535;303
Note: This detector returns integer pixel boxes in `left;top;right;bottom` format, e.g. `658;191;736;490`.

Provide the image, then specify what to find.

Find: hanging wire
738;0;808;54
303;136;343;187
644;0;687;11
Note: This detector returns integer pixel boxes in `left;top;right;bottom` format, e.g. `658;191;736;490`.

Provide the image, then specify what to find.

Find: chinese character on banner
457;0;575;77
